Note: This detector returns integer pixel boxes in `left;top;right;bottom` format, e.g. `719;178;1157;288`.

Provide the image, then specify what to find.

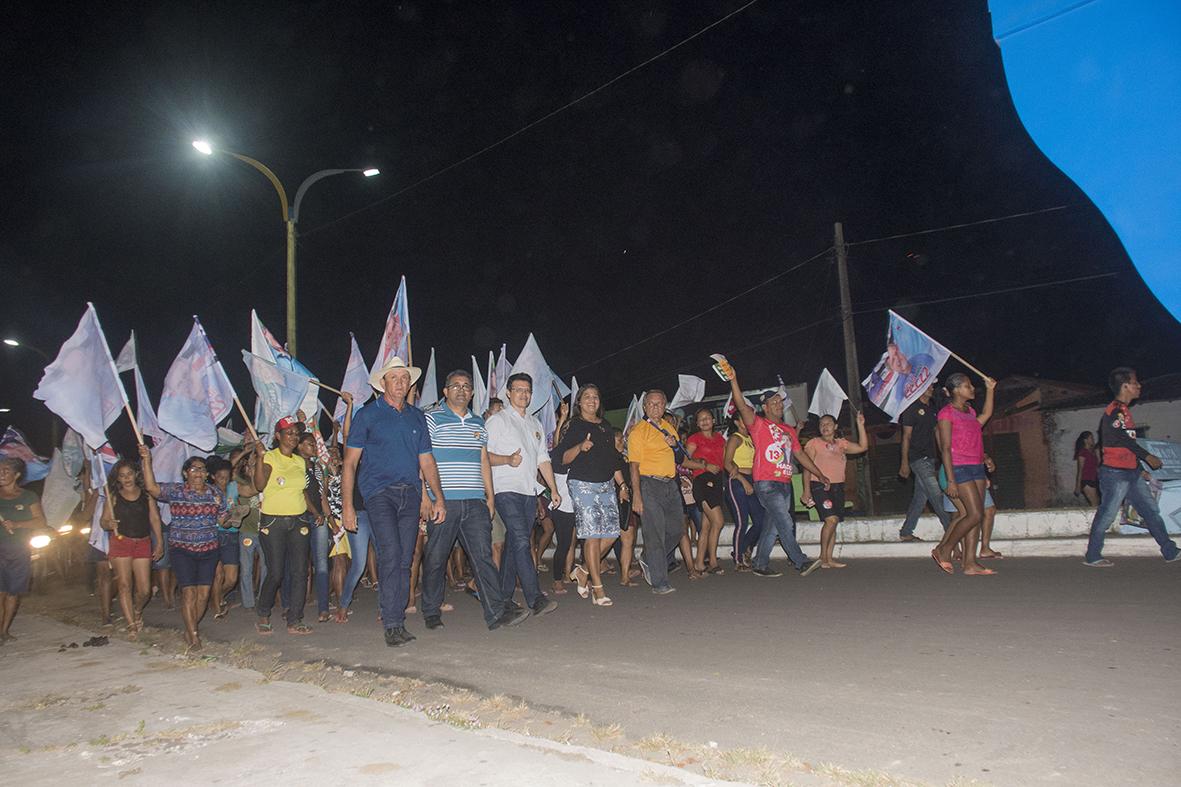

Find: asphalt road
141;557;1181;785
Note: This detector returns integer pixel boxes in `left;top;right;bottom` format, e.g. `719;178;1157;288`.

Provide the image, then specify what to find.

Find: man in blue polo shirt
422;370;530;631
343;356;447;648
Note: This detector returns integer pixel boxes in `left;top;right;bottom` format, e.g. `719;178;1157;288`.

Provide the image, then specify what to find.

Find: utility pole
834;222;875;514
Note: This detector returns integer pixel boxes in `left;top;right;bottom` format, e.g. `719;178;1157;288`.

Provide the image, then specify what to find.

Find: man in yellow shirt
628;390;683;595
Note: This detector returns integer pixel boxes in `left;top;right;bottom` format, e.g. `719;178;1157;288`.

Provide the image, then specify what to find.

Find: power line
845;204;1073;247
300;0;762;240
994;0;1099;40
572;245;833;375
851;271;1116;315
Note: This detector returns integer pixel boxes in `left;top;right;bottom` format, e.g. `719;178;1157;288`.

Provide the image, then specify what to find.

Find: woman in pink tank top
931;372;996;576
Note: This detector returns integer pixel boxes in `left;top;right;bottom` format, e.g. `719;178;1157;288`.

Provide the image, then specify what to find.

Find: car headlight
58;523;74;534
29;534;52;549
80;527;91;535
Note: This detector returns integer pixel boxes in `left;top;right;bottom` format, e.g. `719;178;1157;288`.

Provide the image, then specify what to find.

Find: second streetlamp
193;140;379;357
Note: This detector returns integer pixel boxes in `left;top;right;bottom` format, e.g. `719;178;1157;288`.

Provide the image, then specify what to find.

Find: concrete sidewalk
0;616;723;786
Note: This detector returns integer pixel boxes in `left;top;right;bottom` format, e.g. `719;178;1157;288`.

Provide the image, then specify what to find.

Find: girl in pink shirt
932;372;996;576
802;411;869;568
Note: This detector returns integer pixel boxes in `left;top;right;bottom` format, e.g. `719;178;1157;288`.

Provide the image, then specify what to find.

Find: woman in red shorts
685;408;728;575
102;459;164;638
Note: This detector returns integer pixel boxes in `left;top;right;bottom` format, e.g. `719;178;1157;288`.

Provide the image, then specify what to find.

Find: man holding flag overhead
342;355;446;648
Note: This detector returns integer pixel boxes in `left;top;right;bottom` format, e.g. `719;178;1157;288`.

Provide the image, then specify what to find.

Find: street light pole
192;142;378;357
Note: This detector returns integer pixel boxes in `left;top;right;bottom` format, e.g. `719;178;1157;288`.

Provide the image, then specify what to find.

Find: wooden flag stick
949;351;990;381
232;396;261;444
123;402;145;446
308;379;345;397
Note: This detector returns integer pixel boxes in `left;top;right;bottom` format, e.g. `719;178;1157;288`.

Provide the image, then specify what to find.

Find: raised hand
580;433;594;453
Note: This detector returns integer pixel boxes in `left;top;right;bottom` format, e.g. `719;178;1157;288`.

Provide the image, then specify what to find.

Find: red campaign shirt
686;432;726;477
1099;400;1148;470
750;416;800;483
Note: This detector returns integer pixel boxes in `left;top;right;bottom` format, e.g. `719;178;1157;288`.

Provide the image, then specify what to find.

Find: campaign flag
472;356;490;414
668;375;706;411
158;318;235;452
242;350;312;438
0;427;50;482
808;368;848;418
33;303;129;450
569;375;579;402
373;276;411;371
334;334;373;424
114;332;137;373
493;344;511;399
87;443;118;554
40;449;81;530
538;387;559;449
133;366;163;439
775;375;794;413
252;310;319;416
61;428;86;478
418;347;439;409
862;310;951;421
504;334;553;414
552;370;571;400
623;394;642;436
485;351;497;407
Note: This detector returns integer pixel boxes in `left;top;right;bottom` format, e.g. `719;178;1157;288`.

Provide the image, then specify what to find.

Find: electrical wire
300;0;762;240
844;205;1073;247
572;245;833;375
851;271;1117;315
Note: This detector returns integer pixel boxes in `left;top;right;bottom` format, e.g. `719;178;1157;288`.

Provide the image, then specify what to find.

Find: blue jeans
727;476;765;559
340;510;372;609
423;499;506;626
753;480;809;570
495;492;544;608
900;456;952;536
1086;466;1179;563
238;530;266;609
308;520;330;615
367;483;422;629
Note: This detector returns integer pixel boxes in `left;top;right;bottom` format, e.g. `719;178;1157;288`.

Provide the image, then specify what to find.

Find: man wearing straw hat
342;356;447;648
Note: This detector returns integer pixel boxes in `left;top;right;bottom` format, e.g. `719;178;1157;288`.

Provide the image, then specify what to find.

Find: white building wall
1044;399;1181;505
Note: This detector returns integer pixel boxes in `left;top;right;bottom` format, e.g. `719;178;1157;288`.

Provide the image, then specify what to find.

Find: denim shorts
170;546;219;588
952;463;988;483
216;529;240;566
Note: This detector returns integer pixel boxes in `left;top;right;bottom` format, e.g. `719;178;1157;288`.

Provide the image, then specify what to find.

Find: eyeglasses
509;387;532;395
447;383;473;392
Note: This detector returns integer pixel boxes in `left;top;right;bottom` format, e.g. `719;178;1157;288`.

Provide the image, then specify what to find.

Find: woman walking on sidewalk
801;412;869;568
685;408;727;575
724;416;763;570
140;446;228;650
102;459;164;638
930;373;997;576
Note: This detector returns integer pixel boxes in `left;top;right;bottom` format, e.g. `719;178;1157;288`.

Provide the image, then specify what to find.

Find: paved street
12;556;1181;784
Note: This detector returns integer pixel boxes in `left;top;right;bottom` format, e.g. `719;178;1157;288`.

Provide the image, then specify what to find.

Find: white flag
668;375;706;410
33;303;129;450
134;366;163;439
115;332;137;373
334;333;373;424
472;355;489;415
40;450;82;531
504;334;553;413
418;347;438;409
623;394;642;436
242;350;312;438
808;368;849;418
158;318;235;452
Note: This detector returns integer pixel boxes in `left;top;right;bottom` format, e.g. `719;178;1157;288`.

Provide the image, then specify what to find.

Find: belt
640;475;676;482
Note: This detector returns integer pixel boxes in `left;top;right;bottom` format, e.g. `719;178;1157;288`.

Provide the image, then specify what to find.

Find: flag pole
89;303;145;445
948;351;989;381
232;396;260;444
308;379;345;397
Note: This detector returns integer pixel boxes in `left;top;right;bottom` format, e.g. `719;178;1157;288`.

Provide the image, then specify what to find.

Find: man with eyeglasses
421;370;530;630
486;372;560;618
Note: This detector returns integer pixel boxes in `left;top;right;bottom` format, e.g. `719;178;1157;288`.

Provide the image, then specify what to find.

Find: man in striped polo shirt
422;369;530;630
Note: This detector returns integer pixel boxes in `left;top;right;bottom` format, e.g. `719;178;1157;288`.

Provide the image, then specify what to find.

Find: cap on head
275;416;300;433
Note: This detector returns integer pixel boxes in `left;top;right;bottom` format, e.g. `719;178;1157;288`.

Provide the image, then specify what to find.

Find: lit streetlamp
192;140;379;356
3;338;59;444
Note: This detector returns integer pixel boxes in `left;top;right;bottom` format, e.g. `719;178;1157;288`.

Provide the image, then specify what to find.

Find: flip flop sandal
931;549;954;575
287;624;314;635
256;621;273;635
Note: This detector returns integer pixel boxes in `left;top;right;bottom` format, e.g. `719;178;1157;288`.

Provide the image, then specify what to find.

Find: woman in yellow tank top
723;417;765;570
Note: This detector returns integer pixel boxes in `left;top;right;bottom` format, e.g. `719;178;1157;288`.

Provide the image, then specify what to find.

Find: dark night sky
4;0;1179;451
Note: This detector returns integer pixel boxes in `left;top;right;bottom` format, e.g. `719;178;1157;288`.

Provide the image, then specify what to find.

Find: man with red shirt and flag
1083;367;1180;567
724;362;830;578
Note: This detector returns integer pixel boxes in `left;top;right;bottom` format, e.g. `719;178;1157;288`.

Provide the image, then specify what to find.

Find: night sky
4;0;1179;451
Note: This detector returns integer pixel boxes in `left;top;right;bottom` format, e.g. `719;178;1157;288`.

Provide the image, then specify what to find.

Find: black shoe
384;626;411;647
800;560;821;577
531;595;558;617
504;599;524;613
424;616;444;630
752;567;782;578
490;606;531;630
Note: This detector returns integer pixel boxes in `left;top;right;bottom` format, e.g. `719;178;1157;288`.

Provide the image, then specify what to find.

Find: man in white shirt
486;372;560;617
